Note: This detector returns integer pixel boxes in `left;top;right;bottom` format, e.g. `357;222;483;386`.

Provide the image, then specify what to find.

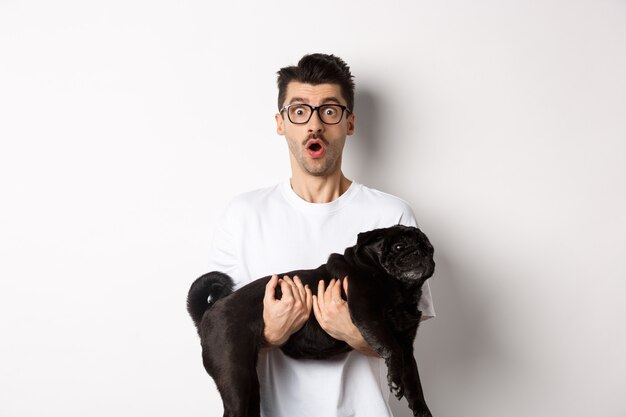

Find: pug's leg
400;348;432;417
346;286;408;397
349;315;407;398
203;348;260;417
247;376;261;417
200;318;262;417
386;346;408;399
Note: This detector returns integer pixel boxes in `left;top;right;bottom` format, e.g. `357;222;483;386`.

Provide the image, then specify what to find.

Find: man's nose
307;109;325;133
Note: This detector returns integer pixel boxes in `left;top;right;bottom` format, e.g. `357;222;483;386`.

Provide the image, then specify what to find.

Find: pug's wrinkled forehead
357;225;418;249
358;225;432;252
386;226;430;248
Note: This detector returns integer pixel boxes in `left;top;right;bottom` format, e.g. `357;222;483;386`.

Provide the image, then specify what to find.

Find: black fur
187;225;435;417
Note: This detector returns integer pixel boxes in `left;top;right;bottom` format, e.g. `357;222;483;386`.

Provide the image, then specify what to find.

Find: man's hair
277;53;355;112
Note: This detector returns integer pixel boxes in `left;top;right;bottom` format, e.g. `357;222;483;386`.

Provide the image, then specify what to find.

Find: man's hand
263;275;313;347
312;277;378;357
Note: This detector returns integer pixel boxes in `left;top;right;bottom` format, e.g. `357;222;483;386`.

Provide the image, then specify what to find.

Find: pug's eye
394;244;405;251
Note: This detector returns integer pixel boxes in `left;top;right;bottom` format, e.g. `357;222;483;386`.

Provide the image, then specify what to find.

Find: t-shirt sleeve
206;201;243;287
397;203;436;320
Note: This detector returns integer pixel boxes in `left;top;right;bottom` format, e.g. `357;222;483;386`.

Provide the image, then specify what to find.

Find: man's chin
302;161;336;177
293;151;341;177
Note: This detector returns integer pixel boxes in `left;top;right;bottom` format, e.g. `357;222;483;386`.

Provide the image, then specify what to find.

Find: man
207;53;434;417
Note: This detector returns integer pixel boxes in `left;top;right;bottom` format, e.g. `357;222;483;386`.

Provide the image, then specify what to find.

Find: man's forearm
345;328;379;357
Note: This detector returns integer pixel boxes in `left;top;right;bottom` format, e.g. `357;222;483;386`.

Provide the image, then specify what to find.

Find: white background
1;1;625;416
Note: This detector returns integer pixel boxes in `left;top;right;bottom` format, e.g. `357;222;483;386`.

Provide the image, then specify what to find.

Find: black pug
187;225;435;417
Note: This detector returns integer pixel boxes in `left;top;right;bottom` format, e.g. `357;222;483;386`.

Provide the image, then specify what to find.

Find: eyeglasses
280;103;351;125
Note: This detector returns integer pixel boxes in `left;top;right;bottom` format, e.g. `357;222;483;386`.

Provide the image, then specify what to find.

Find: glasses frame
279;103;351;125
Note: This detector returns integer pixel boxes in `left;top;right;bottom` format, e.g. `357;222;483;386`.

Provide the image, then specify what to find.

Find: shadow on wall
388;247;508;416
345;87;384;189
348;90;506;416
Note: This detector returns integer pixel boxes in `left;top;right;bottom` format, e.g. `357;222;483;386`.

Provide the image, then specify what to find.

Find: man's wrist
345;329;379;357
263;326;287;347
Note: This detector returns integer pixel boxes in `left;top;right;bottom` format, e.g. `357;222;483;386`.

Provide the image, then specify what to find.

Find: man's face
275;82;355;177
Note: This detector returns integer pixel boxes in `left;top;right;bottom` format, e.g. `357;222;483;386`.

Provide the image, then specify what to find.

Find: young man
207;53;434;417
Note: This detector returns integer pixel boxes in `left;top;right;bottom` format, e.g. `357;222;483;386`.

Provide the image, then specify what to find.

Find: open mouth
308;142;322;152
306;139;326;158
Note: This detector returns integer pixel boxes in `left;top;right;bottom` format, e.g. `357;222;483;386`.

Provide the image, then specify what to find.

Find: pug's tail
186;271;235;330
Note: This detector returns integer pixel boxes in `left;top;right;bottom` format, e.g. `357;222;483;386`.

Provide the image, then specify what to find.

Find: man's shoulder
225;182;284;211
355;183;414;212
349;183;418;227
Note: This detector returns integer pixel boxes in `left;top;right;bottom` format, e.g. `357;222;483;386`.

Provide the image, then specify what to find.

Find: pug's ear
356;228;385;250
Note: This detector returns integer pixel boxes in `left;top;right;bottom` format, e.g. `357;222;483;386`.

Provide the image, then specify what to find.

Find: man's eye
290;106;308;117
324;108;337;116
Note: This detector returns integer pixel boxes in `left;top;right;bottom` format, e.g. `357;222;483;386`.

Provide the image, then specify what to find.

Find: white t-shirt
207;180;435;417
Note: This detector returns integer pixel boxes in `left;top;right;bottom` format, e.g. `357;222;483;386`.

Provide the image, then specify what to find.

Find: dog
187;225;435;417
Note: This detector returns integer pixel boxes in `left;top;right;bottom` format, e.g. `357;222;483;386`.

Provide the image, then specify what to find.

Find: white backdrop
1;1;625;416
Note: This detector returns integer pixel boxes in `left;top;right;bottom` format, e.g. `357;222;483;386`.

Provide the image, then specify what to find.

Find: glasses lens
288;105;312;124
318;105;343;124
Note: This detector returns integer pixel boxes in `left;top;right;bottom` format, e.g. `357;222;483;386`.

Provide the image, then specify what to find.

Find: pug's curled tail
187;271;235;330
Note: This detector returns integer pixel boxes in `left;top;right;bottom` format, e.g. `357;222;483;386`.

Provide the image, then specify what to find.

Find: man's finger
332;277;343;302
317;280;326;309
284;275;303;304
325;279;336;303
264;274;279;303
305;284;313;312
280;277;295;300
343;276;349;298
293;275;306;301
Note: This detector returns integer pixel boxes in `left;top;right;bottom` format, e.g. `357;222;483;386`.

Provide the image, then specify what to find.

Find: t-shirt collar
280;179;360;214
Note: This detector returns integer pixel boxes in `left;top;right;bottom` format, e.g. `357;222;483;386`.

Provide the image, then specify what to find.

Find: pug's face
356;225;435;282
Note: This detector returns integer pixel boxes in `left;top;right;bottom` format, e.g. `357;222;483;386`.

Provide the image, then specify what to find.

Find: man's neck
289;171;352;204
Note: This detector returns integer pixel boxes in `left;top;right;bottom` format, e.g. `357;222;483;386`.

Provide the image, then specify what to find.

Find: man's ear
346;112;355;136
275;113;285;135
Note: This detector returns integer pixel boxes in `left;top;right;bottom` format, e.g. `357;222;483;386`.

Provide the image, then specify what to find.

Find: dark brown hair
276;53;355;112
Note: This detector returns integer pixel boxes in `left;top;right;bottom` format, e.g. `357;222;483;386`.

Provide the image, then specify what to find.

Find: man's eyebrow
321;97;342;105
287;97;343;105
288;97;309;104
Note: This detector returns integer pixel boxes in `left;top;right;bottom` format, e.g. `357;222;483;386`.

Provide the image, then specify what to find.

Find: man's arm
312;277;379;357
